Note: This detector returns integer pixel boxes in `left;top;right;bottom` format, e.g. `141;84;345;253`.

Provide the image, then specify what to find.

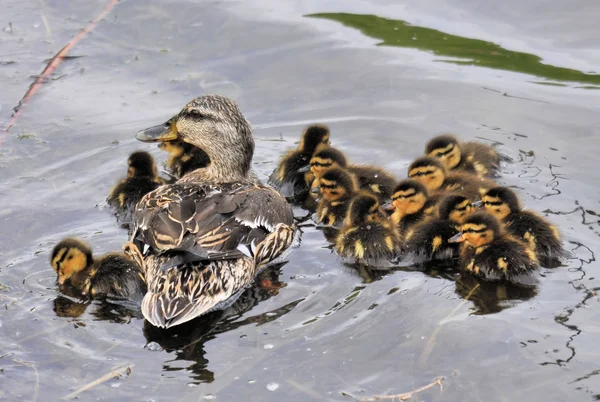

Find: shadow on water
307;13;600;86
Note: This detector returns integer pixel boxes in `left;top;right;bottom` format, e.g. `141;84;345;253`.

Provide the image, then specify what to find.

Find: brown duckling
158;138;210;180
268;124;330;199
384;179;437;239
50;238;146;300
408;156;495;201
402;194;474;263
335;192;401;263
314;167;358;227
479;186;563;262
308;146;396;201
449;212;539;285
425;134;500;177
107;151;164;223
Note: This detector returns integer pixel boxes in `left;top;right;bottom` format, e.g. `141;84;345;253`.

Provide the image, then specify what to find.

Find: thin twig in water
13;359;40;402
343;376;445;401
62;364;133;400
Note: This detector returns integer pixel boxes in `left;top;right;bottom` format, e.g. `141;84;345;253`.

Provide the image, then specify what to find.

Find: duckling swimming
50;238;146;300
107;151;164;224
386;179;436;239
268;124;330;199
449;212;539;285
158;138;210;180
480;186;563;262
133;95;296;328
314;167;358;227
335;192;401;264
408;156;495;201
425;134;500;177
403;194;474;263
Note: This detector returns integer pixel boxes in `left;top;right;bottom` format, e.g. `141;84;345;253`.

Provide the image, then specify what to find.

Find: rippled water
1;0;600;400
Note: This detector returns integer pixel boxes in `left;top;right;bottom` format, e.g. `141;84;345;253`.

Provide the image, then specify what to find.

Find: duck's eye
188;109;204;118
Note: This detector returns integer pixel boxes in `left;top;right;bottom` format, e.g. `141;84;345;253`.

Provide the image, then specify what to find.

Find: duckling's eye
67;256;73;260
436;152;444;157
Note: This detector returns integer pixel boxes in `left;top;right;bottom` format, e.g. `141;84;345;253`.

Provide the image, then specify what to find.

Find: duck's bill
471;200;483;209
448;232;465;243
136;120;178;142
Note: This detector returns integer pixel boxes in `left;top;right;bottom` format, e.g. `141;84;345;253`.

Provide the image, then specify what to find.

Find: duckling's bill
449;232;465;243
136;119;179;142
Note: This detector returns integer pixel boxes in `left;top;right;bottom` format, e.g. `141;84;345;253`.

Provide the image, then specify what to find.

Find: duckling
314;167;357;227
335;192;401;264
449;212;539;284
50;238;146;300
268;124;330;199
107;151;164;223
308;146;396;201
408;156;495;201
385;179;437;238
158;138;210;179
425;134;500;177
402;195;474;263
480;186;563;262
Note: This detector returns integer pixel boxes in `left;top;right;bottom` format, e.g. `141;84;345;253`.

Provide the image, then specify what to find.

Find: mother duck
130;95;295;328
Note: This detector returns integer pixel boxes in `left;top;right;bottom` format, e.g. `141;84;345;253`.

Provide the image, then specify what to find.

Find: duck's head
299;124;330;153
136;95;253;180
481;187;519;220
425;134;462;170
387;179;429;215
345;192;385;226
127;151;157;178
450;212;502;247
317;168;356;202
50;238;93;285
438;194;473;224
309;147;347;178
408;156;446;191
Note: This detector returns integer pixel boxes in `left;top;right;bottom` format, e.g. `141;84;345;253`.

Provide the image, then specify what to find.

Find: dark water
1;0;600;400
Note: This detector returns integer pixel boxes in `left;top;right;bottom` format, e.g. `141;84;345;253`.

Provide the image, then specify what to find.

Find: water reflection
307;13;600;86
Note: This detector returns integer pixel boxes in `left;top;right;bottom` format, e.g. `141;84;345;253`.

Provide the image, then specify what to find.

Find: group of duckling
269;128;564;285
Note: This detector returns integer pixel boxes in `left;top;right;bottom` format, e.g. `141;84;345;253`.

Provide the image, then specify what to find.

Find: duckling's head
127;151;157;178
319;168;356;202
408;156;446;191
136;95;253;179
451;212;502;248
345;192;384;226
299;125;330;153
438;194;473;224
389;179;429;215
425;134;462;170
481;187;520;220
309;147;348;178
50;238;94;285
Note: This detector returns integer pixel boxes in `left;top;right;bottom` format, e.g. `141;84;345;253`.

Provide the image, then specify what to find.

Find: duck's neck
181;141;254;183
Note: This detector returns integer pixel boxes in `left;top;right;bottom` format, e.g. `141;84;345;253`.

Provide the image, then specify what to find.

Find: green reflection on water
307;13;600;85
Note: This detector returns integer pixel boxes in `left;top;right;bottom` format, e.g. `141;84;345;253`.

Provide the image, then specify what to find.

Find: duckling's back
91;254;147;301
505;210;563;259
336;223;400;261
403;219;460;262
461;142;500;177
348;165;397;200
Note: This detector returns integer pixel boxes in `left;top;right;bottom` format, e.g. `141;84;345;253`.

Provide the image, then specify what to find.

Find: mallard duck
449;212;539;284
314;167;358;227
308;146;396;201
50;238;146;300
425;134;500;177
107;151;164;224
268;124;330;199
384;179;437;239
403;194;474;263
408;156;495;200
479;186;563;261
335;192;401;263
131;95;296;328
158;138;210;180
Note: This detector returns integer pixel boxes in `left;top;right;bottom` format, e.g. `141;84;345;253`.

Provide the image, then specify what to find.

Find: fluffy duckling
50;238;146;300
425;134;500;177
385;179;437;238
107;151;164;222
402;195;474;263
408;156;495;201
308;146;396;201
315;167;357;227
480;186;563;261
268;125;330;199
449;212;539;284
158;138;210;179
335;192;401;263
